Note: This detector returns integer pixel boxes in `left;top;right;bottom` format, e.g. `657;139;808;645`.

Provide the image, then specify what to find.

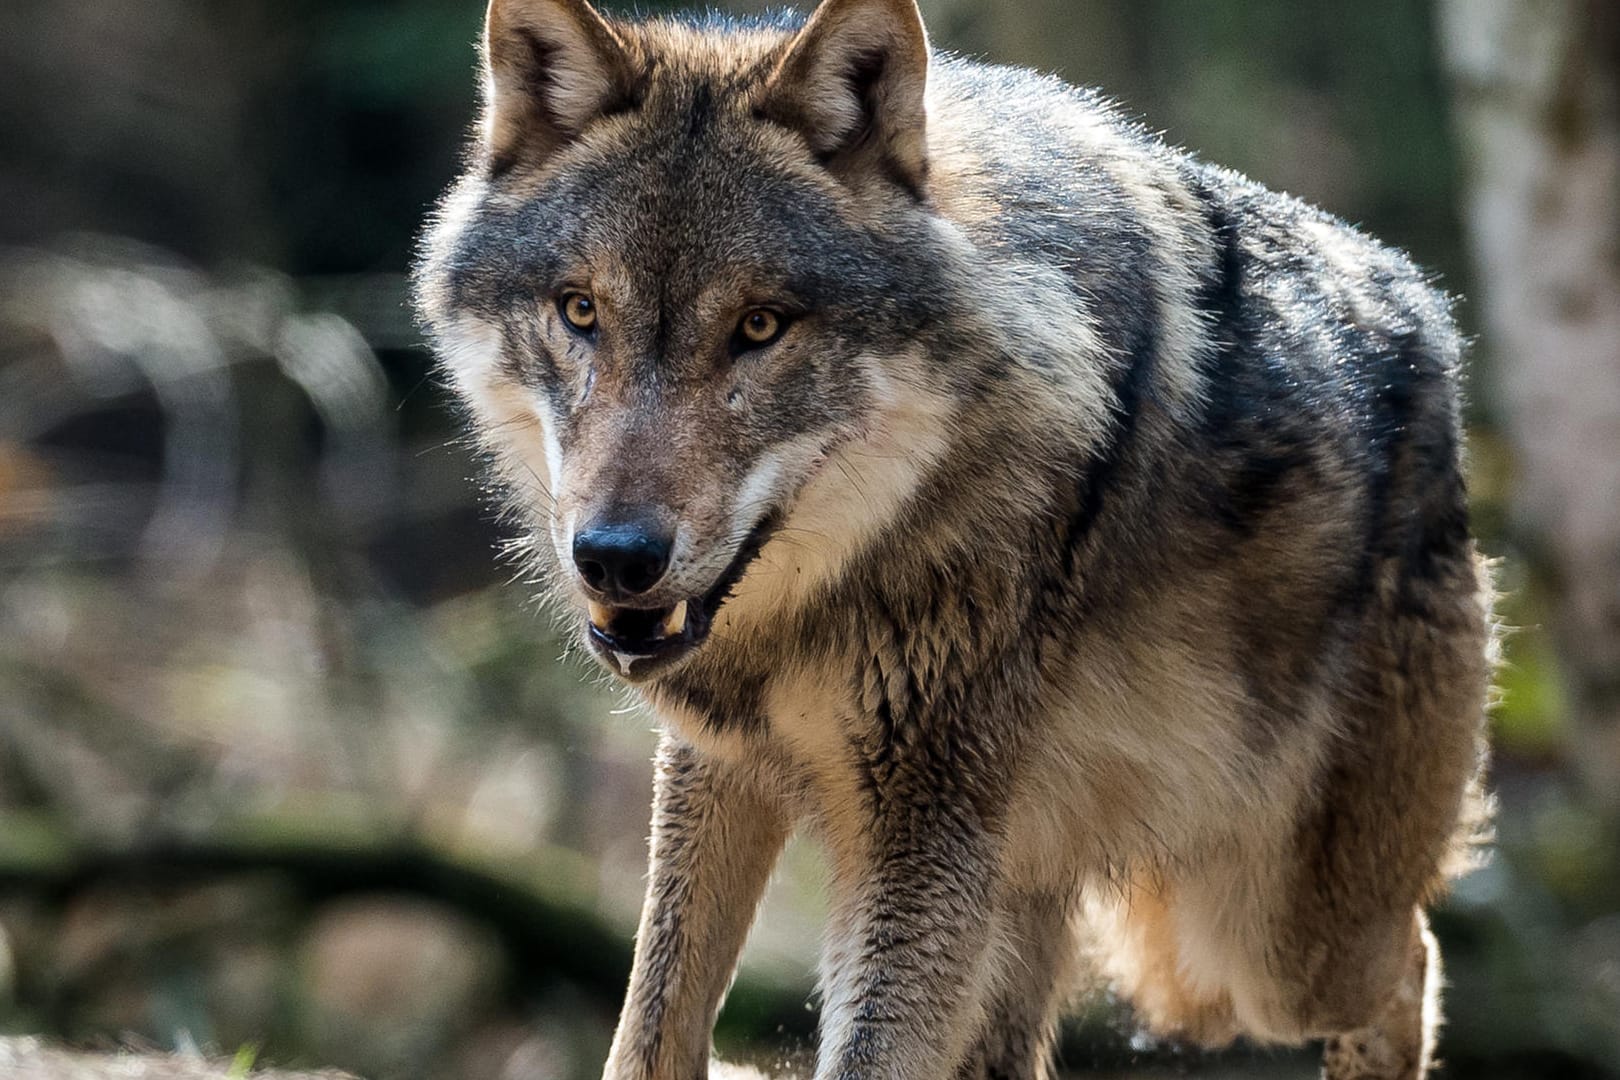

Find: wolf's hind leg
954;891;1077;1080
1320;910;1440;1080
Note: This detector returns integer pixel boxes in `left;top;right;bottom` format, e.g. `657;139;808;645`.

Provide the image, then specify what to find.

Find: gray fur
413;2;1493;1078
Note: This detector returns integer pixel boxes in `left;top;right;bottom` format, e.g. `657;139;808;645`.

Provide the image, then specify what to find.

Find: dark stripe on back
1060;285;1157;578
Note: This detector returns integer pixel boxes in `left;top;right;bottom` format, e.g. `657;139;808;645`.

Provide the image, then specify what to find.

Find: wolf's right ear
757;0;930;195
482;0;638;171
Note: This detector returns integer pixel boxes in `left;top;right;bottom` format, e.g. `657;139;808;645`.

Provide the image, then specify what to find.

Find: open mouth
585;512;780;679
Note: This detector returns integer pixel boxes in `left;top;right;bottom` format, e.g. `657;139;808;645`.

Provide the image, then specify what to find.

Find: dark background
1;1;1616;1078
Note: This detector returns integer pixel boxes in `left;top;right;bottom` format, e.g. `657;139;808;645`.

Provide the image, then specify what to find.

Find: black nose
572;518;674;597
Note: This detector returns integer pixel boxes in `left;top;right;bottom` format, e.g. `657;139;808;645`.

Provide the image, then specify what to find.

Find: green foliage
227;1043;260;1079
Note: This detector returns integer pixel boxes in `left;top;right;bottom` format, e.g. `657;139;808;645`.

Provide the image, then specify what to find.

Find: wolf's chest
652;659;871;810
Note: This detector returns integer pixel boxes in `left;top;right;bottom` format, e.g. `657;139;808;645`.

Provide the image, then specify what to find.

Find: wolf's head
415;0;1022;682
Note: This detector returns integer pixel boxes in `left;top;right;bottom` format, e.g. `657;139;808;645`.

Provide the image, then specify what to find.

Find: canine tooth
588;601;612;628
661;601;688;637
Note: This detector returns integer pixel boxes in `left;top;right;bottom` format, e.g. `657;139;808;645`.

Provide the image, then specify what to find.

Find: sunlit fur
413;1;1495;1077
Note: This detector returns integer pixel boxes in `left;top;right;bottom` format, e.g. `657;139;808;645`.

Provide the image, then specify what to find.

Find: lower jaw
585;623;702;681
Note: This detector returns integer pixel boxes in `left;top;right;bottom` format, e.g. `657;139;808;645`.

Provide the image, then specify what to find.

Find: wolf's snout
572;517;674;599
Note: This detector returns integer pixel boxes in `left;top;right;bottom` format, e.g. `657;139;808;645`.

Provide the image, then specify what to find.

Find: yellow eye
737;309;783;348
560;292;597;332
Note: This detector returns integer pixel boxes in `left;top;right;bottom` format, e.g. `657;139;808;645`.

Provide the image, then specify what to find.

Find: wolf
412;0;1494;1077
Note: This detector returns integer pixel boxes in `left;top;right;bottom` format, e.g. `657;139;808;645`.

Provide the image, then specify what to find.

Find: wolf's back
927;55;1467;578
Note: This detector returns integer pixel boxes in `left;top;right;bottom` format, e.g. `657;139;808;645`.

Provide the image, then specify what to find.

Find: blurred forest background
1;0;1617;1078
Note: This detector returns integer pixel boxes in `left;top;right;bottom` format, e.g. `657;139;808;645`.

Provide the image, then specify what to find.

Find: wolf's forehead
563;104;850;286
622;13;798;83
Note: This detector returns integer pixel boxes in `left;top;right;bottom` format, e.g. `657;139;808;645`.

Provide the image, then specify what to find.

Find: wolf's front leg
605;736;791;1080
815;802;1003;1080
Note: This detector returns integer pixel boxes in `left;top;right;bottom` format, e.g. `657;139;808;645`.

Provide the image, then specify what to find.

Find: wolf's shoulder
927;57;1459;372
929;54;1443;300
923;56;1465;518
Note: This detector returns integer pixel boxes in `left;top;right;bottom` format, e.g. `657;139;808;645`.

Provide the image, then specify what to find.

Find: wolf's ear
757;0;930;194
482;0;638;171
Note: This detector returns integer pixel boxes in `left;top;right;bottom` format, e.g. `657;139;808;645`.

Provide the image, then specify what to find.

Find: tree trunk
1439;0;1620;807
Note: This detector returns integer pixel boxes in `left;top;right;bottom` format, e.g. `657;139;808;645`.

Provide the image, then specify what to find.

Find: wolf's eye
559;292;597;333
734;309;784;351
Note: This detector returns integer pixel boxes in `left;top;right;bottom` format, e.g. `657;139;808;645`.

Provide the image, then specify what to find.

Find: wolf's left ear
757;0;930;194
482;0;638;171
